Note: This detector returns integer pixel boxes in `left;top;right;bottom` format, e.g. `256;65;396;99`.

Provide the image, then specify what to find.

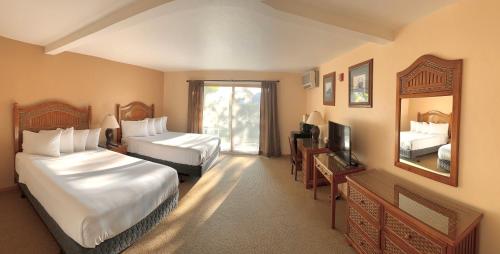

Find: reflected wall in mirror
395;55;462;186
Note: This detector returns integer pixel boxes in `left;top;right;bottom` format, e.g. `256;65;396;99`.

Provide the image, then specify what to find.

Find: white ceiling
0;0;136;45
0;0;455;72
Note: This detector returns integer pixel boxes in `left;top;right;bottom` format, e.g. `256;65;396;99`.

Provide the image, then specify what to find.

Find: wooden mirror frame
395;55;462;186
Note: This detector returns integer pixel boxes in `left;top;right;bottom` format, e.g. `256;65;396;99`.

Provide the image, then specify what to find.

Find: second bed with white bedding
438;143;452;161
123;131;221;166
16;149;179;248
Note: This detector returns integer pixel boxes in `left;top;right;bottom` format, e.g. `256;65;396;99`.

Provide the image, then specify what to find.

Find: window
202;84;261;154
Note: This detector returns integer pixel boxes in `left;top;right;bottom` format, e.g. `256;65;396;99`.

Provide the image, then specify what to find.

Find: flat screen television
328;121;352;166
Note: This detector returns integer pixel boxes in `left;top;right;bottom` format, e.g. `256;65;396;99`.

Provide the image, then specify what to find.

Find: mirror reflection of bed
399;96;452;176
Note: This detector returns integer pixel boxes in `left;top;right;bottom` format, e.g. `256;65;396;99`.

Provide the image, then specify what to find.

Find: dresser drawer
382;233;409;254
348;184;381;222
349;205;380;247
384;211;446;254
348;222;379;254
315;160;333;180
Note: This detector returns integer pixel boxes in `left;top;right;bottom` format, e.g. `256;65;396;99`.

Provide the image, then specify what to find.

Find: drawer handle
404;233;412;240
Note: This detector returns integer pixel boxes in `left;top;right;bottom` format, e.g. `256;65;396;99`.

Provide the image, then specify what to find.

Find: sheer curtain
259;81;281;157
187;80;204;133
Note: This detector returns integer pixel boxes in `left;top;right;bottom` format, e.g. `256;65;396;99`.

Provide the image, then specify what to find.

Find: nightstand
101;144;128;154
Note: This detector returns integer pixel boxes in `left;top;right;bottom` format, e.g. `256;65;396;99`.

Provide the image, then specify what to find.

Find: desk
290;130;311;154
313;153;365;228
297;139;329;188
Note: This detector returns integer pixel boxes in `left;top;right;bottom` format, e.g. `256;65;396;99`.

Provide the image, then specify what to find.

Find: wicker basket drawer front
384;211;445;254
349;205;379;246
382;234;409;254
348;223;378;254
348;184;380;222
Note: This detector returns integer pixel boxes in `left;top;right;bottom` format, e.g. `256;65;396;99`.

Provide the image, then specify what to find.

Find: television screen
328;121;351;166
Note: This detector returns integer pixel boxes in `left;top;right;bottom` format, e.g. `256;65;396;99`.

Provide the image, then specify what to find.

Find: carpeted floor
0;155;355;254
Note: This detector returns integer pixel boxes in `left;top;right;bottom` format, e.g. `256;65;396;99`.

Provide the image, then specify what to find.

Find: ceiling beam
262;0;394;43
45;0;175;55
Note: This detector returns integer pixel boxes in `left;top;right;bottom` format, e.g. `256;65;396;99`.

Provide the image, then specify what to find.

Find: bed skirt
438;159;451;171
128;147;220;177
19;183;178;254
400;145;441;160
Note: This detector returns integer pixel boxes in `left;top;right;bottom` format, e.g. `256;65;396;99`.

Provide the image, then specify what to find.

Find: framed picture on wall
349;59;373;107
323;72;336;106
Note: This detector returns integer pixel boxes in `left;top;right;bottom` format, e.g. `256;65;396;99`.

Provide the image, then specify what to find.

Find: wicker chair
288;136;303;181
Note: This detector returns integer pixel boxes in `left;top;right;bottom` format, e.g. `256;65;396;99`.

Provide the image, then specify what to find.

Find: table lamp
101;114;120;146
306;111;324;143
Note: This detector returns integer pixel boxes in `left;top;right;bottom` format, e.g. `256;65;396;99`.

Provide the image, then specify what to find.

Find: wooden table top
298;138;328;150
314;153;365;175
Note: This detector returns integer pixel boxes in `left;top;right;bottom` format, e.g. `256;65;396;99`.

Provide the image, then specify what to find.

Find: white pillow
429;123;449;136
121;120;148;138
40;127;74;153
410;121;419;132
74;129;89;152
22;130;62;157
86;128;101;150
416;122;429;133
154;118;163;134
146;118;156;136
161;116;168;132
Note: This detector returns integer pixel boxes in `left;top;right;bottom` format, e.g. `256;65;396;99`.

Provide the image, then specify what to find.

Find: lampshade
101;114;119;129
306;111;323;126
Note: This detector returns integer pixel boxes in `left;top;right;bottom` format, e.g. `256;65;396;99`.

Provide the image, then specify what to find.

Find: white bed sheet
123;132;221;166
438;143;451;161
16;149;178;248
400;131;448;151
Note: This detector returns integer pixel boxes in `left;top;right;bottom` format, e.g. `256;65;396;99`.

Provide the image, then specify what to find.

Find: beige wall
0;36;164;189
305;0;500;252
407;96;453;122
400;96;453;130
163;71;307;155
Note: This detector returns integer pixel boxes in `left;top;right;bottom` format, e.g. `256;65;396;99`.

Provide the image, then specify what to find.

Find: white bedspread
123;132;221;166
438;143;451;161
16;149;178;248
400;131;448;151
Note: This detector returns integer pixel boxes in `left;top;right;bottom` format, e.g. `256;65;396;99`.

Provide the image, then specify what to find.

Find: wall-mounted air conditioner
302;69;319;89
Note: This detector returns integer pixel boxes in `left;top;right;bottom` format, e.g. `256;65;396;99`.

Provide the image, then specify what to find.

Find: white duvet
438;143;451;161
400;131;448;151
123;132;221;166
16;149;178;248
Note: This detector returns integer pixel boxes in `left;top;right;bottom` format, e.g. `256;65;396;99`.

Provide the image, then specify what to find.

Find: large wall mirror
395;55;462;186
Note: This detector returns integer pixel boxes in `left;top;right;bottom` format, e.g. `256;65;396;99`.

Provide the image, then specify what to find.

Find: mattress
15;149;179;248
123;132;221;166
438;143;451;161
400;131;448;151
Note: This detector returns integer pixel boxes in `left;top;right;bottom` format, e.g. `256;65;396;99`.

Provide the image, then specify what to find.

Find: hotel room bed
117;102;221;177
399;131;448;159
399;111;451;161
123;131;220;176
13;101;179;254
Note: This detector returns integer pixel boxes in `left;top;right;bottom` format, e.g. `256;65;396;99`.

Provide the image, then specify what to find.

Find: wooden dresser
346;171;482;254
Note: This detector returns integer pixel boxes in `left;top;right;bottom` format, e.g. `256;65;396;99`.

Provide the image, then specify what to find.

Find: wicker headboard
13;101;91;182
116;102;154;142
417;110;452;137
